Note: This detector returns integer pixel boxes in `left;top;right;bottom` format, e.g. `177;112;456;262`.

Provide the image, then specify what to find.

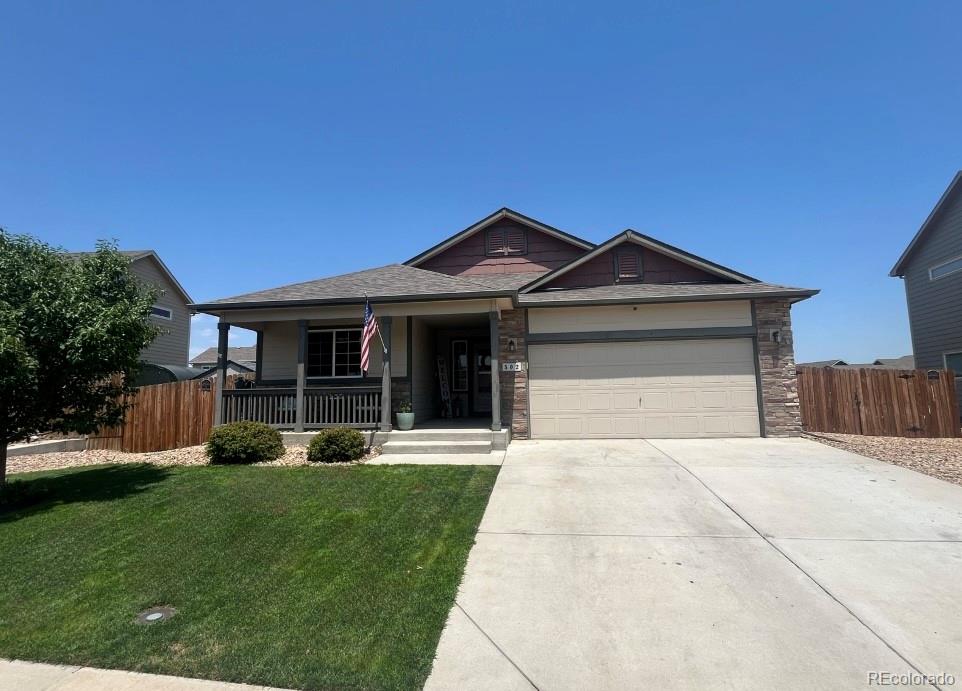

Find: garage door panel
529;339;759;439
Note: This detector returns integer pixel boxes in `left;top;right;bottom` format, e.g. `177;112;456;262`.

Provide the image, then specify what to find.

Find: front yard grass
0;463;499;690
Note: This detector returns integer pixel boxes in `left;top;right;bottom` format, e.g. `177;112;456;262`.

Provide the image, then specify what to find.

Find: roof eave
190;289;516;313
890;171;962;277
517;288;819;308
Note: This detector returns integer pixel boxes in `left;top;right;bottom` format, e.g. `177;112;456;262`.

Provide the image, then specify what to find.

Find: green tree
0;232;158;483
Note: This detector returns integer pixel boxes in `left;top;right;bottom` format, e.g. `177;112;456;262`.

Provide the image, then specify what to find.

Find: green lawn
0;463;499;690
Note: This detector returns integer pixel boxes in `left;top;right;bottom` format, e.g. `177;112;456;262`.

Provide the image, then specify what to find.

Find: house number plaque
501;361;527;372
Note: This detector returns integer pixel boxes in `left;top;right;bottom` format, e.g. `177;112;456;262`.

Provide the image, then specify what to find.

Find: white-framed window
307;328;362;378
150;305;173;320
944;352;962;376
929;256;962;281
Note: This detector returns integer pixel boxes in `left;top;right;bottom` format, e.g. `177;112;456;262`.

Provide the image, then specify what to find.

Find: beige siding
527;301;752;334
258;317;407;382
132;256;191;366
529;339;759;439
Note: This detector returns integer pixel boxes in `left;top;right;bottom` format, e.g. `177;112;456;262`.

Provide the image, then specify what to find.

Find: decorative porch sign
501;361;527;372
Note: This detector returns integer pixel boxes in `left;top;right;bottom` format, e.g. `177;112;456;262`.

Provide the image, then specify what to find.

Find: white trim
307;327;364;379
150;304;173;320
928;255;962;281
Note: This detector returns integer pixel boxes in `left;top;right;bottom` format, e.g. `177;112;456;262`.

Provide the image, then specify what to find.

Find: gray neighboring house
796;356;914;369
891;171;962;413
190;346;257;371
69;249;193;367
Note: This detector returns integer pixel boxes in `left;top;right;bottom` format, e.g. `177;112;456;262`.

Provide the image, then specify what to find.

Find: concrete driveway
426;438;962;690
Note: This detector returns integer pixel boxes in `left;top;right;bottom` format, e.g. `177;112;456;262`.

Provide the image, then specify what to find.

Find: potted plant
396;400;415;431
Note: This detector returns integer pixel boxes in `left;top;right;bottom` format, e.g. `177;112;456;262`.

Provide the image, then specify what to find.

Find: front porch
209;304;509;437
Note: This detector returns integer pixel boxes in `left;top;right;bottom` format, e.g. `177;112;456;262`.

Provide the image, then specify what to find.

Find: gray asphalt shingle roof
516;282;817;305
196;264;513;308
190;346;258;365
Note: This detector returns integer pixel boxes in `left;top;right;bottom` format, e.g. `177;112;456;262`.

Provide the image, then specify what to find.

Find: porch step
380;440;493;455
385;429;495;442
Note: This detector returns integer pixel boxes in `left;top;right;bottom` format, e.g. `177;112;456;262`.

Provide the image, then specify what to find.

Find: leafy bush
206;421;285;464
307;428;366;464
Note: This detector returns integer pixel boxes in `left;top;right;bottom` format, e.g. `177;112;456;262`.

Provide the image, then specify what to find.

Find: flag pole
366;295;388;354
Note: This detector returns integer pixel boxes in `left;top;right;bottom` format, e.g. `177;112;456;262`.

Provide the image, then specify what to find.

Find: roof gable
67;249;193;304
891;171;962;276
404;208;594;268
520;230;757;293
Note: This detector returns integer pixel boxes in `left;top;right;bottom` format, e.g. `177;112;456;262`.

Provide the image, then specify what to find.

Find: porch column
379;316;393;432
213;321;230;426
489;311;501;431
295;319;307;433
254;329;264;384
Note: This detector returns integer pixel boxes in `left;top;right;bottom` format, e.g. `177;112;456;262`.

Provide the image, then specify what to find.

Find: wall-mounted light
507;338;517;353
770;329;781;343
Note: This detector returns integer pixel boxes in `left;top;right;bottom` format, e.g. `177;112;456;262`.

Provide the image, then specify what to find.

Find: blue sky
2;1;960;362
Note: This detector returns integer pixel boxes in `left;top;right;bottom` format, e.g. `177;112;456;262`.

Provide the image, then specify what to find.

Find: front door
473;342;492;414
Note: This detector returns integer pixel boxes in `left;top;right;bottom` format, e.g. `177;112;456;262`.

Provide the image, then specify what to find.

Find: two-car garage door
528;338;760;439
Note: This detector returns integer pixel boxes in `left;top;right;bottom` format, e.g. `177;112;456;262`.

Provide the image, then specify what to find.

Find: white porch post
489;311;501;431
213;321;229;426
295;319;307;432
379;316;393;432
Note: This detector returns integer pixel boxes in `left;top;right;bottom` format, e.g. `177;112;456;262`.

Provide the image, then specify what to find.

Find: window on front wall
150;305;172;320
486;227;527;256
930;256;962;280
307;329;362;377
944;352;962;376
615;250;642;282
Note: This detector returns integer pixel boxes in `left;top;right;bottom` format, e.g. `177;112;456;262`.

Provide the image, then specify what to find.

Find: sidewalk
0;659;294;691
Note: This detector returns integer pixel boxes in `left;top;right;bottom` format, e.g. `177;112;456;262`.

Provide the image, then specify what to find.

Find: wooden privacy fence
797;367;960;438
87;379;215;452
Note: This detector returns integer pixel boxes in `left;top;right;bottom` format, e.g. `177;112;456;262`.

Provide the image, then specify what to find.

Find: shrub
206;421;285;465
307;428;366;464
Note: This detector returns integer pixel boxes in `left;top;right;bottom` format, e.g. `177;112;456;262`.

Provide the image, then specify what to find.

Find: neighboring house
190;346;258;371
191;360;255;381
797;359;850;368
69;249;193;368
796;356;914;369
891;171;962;412
192;208;818;440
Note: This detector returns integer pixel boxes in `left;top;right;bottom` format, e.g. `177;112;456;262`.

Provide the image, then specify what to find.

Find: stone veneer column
497;309;529;438
754;298;802;437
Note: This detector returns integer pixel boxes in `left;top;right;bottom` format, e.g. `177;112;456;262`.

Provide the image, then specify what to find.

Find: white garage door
528;339;760;439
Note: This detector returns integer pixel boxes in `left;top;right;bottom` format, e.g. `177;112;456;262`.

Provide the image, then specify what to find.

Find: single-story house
796;355;915;369
191;360;255;381
190;346;257;371
192;208;817;441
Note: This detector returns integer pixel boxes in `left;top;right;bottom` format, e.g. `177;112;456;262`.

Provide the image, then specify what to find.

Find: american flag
361;300;379;373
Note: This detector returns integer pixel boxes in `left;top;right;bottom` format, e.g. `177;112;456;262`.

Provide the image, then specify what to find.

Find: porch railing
221;386;382;429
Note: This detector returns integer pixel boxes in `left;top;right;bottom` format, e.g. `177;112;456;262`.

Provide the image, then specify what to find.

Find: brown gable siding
541;245;730;289
418;219;586;276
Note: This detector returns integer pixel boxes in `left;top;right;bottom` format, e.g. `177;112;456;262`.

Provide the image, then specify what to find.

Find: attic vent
616;250;642;282
486;228;527;256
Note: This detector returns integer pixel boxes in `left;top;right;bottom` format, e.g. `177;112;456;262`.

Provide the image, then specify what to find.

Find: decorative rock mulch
806;432;962;487
8;444;381;475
